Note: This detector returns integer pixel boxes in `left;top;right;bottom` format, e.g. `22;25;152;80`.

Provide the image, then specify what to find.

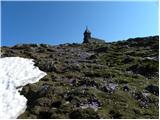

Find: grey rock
102;83;118;93
145;84;159;96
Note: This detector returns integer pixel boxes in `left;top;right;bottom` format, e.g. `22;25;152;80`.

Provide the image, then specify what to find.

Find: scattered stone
102;83;118;93
123;85;130;92
145;84;159;96
1;35;158;119
132;91;151;108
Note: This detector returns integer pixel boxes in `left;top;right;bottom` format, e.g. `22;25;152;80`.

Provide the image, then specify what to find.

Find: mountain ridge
0;35;159;119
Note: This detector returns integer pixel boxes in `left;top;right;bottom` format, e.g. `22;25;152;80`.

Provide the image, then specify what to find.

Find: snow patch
0;57;46;119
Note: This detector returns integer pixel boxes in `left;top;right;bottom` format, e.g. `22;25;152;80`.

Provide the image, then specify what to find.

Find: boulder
102;83;118;93
145;84;159;96
132;91;150;108
123;85;130;92
35;60;56;72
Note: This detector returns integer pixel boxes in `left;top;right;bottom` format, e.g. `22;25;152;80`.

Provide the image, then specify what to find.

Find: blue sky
1;1;158;46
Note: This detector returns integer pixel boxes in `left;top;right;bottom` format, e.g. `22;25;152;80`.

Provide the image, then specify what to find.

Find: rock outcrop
0;35;159;119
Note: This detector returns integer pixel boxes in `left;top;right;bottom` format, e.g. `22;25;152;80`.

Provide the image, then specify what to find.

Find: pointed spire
86;25;88;30
85;26;91;33
83;26;91;43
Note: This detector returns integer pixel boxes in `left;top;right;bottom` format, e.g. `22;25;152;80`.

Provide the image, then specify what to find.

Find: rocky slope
1;36;159;119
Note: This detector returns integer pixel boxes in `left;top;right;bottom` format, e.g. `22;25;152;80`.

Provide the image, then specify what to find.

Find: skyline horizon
1;1;158;46
1;31;159;47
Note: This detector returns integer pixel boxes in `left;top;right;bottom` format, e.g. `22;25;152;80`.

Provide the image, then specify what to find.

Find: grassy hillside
1;36;159;119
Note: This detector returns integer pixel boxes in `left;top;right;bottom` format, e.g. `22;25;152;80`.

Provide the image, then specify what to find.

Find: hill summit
0;35;159;119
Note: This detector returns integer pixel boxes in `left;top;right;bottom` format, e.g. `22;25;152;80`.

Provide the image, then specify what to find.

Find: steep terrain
0;57;46;119
1;36;159;119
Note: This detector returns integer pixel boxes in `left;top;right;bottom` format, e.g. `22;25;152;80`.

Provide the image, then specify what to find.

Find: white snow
0;57;46;119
